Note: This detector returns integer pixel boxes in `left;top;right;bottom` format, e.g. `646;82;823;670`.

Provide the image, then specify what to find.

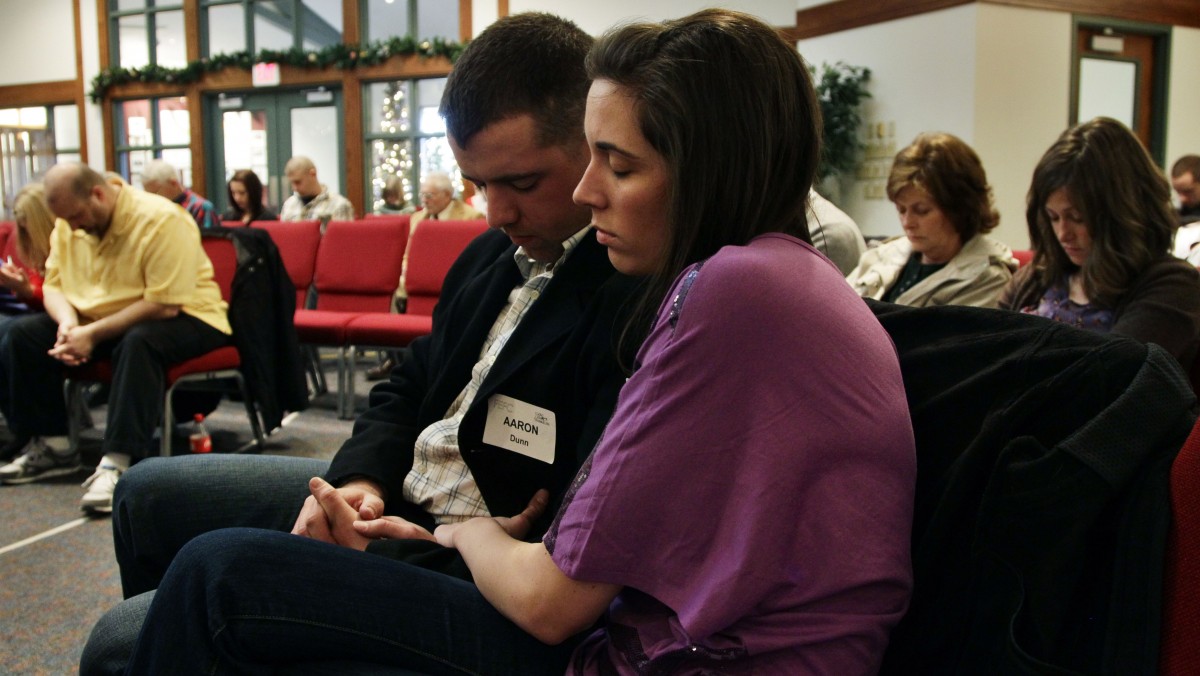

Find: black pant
0;312;229;459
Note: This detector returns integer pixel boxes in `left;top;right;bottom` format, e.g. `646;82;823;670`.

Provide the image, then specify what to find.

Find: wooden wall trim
73;0;89;163
790;0;1200;40
460;0;472;39
788;0;968;41
0;81;78;107
98;0;114;171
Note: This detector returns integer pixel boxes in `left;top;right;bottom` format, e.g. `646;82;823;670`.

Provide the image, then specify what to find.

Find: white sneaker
0;438;82;484
80;464;123;513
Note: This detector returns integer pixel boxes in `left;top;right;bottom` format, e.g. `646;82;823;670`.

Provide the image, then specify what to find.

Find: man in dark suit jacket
81;13;639;674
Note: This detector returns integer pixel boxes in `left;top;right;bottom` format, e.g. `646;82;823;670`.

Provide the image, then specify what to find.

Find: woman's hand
0;263;31;297
434;489;549;550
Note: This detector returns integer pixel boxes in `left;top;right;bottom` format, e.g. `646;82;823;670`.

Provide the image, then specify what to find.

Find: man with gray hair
369;171;484;379
279;155;354;223
140;159;219;230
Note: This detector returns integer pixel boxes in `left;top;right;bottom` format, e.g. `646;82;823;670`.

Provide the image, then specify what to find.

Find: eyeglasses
419;192;439;200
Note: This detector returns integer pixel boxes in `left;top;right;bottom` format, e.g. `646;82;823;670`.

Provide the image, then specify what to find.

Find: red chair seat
293;309;359;344
166;345;241;380
344;313;433;346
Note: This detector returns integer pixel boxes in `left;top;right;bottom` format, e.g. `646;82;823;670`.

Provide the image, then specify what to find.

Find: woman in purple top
430;9;916;674
999;117;1200;370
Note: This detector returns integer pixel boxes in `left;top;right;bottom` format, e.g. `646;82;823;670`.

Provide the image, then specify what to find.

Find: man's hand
49;324;95;366
290;477;387;546
434;489;549;550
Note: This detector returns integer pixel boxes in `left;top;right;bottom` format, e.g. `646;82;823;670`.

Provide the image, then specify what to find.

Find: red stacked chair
1161;413;1200;675
292;219;408;418
340;218;487;416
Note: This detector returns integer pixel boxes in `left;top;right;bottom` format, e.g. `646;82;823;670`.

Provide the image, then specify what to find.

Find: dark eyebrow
596;141;638;160
462;171;540;187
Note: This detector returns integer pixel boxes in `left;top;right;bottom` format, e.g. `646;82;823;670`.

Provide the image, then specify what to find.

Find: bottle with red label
189;413;213;453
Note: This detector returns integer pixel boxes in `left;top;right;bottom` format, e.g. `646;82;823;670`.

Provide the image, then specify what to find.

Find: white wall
0;0;75;84
513;0;797;36
799;5;979;237
1166;27;1200;176
973;4;1071;250
80;0;105;168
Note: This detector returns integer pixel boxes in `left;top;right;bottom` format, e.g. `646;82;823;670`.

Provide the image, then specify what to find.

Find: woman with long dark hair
221;168;277;223
999;117;1200;369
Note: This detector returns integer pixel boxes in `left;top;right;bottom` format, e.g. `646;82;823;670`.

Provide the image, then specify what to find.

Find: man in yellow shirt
0;162;231;513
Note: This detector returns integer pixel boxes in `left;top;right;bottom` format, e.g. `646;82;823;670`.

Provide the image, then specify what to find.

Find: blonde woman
0;182;54;312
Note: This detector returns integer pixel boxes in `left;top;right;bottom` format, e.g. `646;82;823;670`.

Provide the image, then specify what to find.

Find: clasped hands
291;476;548;552
49;321;95;366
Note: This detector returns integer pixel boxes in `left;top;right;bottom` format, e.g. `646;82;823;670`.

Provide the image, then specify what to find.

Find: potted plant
812;62;872;197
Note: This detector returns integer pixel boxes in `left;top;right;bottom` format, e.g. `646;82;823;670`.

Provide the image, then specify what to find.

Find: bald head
285;156;321;198
44;162;119;236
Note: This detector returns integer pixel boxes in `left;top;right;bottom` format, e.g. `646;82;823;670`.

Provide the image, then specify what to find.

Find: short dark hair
1027;117;1176;307
887;132;999;240
440;13;592;149
1172;154;1200;179
227;169;266;219
587;8;820;333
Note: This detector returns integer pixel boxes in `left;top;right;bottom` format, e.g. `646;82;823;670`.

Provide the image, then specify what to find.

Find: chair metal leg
235;372;266;451
161;382;175;457
63;379;84;453
304;345;328;396
337;345;352;419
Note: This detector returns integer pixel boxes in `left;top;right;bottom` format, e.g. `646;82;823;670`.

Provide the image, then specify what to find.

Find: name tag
482;394;556;464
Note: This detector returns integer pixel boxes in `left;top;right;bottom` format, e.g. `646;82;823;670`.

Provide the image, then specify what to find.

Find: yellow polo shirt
43;186;231;334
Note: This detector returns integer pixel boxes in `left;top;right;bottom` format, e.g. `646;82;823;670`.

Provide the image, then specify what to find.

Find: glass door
206;87;345;215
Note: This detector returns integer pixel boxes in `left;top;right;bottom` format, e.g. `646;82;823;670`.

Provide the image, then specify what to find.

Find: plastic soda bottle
190;413;213;453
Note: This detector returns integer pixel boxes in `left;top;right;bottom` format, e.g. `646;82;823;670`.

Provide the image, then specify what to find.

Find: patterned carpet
0;357;372;674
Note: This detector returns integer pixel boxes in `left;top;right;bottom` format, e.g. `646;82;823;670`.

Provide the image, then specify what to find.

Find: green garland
89;35;466;102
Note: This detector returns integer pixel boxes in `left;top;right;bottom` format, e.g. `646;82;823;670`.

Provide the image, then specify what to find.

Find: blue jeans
125;528;573;674
83;455;573;675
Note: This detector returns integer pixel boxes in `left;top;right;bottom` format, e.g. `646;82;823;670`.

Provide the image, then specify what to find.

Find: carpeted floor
0;355;381;674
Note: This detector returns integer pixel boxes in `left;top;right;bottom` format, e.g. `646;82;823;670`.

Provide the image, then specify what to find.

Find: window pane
56;152;83;166
291;106;341;196
367;81;411;135
123;149;156;187
301;0;342;50
158;97;190;145
0;109;16;126
417;0;457;40
365;0;409;41
207;3;246;56
161;148;194;186
369;138;416;211
156;10;187;67
18;108;47;129
119;100;153;146
118;15;151;68
254;1;294;51
115;0;147;10
222;109;271;191
53;105;80;149
416;78;446;134
419;136;458;183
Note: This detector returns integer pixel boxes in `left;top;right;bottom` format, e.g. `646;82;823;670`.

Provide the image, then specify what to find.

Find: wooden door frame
1070;15;1170;165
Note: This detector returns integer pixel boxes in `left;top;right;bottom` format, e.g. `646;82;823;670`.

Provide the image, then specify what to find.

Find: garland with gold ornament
89;35;466;102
